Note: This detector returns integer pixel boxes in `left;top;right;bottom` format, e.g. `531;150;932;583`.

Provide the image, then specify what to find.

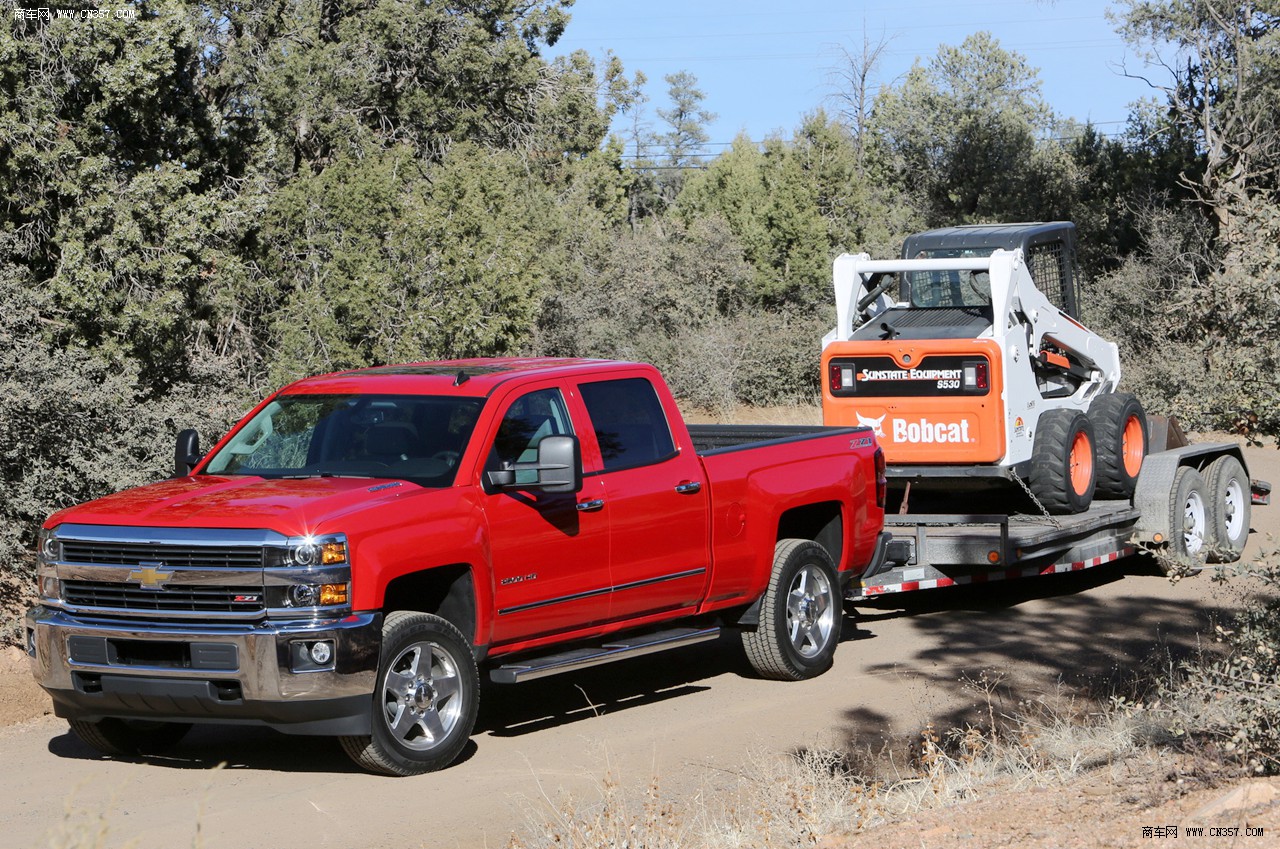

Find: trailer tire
1166;466;1209;567
68;718;191;756
1029;410;1096;514
1205;455;1250;563
340;611;479;776
1089;393;1147;500
741;539;841;681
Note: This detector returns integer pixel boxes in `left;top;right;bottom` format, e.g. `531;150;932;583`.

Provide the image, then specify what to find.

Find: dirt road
0;440;1274;849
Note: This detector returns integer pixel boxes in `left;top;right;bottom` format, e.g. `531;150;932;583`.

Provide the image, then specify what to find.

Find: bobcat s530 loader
820;222;1145;515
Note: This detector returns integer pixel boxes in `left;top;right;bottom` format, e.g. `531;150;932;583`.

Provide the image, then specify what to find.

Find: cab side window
579;378;676;472
486;388;574;484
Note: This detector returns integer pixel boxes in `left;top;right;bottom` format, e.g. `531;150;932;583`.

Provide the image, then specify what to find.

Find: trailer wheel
1029;410;1096;514
1205;455;1250;563
1166;466;1209;566
741;539;841;681
340;611;479;776
68;718;191;756
1089;393;1147;500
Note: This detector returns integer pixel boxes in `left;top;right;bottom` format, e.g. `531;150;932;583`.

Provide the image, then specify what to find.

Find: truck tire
741;539;841;681
1029;409;1096;514
1205;455;1250;563
1089;393;1147;500
1166;466;1209;567
67;718;191;756
340;611;479;776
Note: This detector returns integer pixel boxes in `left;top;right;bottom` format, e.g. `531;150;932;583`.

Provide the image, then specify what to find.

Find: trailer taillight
874;446;887;509
963;360;989;391
829;362;856;392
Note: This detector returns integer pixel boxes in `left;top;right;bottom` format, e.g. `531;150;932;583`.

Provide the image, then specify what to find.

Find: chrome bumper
25;606;381;735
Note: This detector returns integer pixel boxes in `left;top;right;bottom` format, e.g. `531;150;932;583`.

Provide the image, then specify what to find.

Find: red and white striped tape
857;546;1136;598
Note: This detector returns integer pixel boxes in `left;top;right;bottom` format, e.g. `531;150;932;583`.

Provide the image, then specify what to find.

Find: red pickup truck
26;358;887;775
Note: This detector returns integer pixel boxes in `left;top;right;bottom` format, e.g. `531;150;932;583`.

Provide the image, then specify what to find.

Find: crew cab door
577;376;710;621
479;385;611;645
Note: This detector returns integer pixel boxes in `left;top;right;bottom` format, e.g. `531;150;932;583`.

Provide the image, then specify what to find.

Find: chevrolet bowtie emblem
127;564;175;590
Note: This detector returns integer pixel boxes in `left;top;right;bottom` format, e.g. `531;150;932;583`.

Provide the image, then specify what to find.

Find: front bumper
25;606;381;736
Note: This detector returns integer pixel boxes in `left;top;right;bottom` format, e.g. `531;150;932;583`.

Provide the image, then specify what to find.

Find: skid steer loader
821;222;1146;514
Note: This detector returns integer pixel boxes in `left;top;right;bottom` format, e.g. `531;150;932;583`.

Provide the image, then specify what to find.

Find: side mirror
534;435;582;494
484;435;582;494
174;429;202;477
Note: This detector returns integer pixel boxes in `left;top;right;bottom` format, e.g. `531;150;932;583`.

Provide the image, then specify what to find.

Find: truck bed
687;424;859;454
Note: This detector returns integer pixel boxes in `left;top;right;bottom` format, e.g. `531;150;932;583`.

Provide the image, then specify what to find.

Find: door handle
674;481;703;495
576;498;605;513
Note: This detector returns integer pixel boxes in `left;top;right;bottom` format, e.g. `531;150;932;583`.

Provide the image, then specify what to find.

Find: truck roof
278;357;634;397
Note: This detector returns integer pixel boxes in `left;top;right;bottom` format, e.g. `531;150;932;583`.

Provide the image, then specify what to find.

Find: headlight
265;534;351;616
267;535;349;568
37;527;60;564
36;528;62;604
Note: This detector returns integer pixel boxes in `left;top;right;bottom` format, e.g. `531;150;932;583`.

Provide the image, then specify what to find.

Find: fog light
310;641;333;665
39;576;60;601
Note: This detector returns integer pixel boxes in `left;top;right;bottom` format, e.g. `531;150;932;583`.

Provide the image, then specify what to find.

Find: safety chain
1010;470;1064;530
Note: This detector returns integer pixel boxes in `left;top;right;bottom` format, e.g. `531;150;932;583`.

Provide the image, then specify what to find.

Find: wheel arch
776;500;844;567
380;565;482;658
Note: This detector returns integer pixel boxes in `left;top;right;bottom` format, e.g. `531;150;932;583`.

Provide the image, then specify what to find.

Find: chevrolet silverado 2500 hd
27;358;887;775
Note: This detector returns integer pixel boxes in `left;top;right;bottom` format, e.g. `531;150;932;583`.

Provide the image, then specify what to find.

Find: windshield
906;247;995;309
203;394;484;487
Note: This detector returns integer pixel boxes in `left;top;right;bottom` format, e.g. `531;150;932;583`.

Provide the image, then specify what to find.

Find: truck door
480;386;611;645
577;376;710;622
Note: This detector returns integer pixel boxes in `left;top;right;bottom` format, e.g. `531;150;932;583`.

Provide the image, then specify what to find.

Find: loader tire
1029;409;1096;514
1089;392;1147;500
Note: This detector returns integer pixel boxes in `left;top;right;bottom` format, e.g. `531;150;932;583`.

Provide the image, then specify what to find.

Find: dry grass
508;680;1167;849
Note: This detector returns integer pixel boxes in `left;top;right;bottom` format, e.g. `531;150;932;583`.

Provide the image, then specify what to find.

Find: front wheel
741;539;841;681
1089;393;1147;500
340;612;479;776
68;718;191;756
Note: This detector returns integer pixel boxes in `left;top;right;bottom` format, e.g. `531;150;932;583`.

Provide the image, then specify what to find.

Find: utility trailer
847;431;1270;602
821;222;1271;600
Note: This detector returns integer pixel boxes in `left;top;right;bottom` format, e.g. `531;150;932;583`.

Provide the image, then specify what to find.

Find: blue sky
549;0;1160;158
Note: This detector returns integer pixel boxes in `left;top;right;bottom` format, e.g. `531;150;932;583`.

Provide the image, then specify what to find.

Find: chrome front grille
63;581;263;615
50;525;282;620
61;541;264;569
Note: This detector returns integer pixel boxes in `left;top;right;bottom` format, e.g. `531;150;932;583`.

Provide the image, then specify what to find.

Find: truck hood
47;475;430;536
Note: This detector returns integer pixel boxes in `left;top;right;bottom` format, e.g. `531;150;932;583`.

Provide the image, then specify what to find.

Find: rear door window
579;378;676;472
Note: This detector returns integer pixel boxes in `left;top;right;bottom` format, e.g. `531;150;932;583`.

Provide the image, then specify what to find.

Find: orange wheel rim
1121;415;1144;477
1069;430;1093;495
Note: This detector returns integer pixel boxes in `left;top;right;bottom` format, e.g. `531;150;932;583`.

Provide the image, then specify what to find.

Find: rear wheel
340;612;479;776
1090;393;1147;499
1029;410;1096;514
1166;466;1209;568
1205;455;1250;562
741;539;841;681
68;718;191;756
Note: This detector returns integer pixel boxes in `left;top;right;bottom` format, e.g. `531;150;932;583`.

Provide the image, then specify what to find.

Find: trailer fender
1133;444;1246;545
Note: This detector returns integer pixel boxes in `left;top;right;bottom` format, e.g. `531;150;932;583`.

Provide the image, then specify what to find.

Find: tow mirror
175;429;202;477
534;435;582;493
484;435;582;494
